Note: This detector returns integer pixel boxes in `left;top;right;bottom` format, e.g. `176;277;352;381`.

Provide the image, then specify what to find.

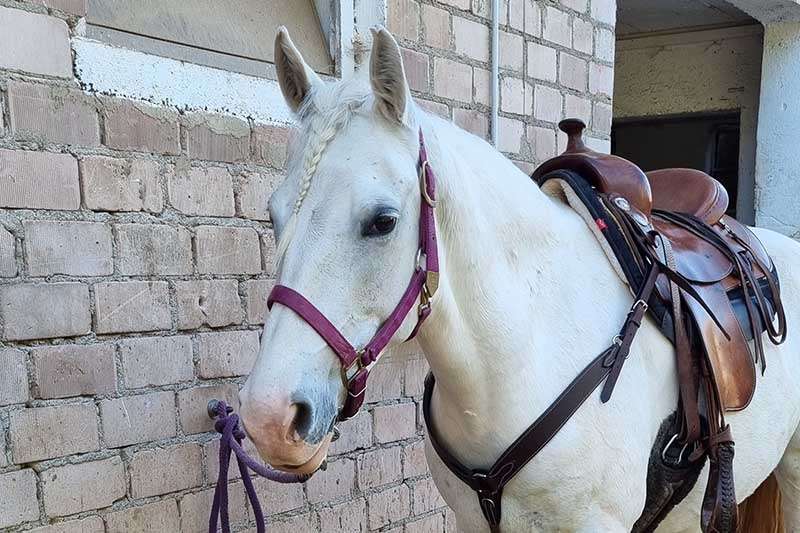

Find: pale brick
387;0;419;41
440;0;469;9
0;429;7;468
1;282;90;341
473;67;491;106
0;348;29;406
422;5;451;50
357;446;402;490
591;0;617;25
253;476;305;513
373;402;417;443
120;336;194;388
130;443;203;498
445;508;458;532
197;329;259;378
406;513;445;533
515;159;537;175
365;358;404;403
101;391;176;447
434;58;472;103
42;457;125;516
186;113;249;162
103;100;180;155
401;48;430;93
560;52;588;91
329;410;372;455
403;439;428;478
500;76;528;115
543;7;572;48
472;0;490;18
453;108;488;139
27;516;105;533
177;383;240;434
261;231;277;277
116;223;192;275
586;136;611;154
507;0;525;32
0;469;38;528
305;457;355;503
266;513;316;533
252;124;290;169
404;357;429;397
32;344;116;399
499;31;524;72
573;17;594;54
524;0;542;36
318;498;367;533
454;17;489;61
368;484;411;529
416;98;450;119
534;85;563;123
203;438;242;483
530;125;558;161
565;94;592;124
94;281;171;334
8;81;99;146
179;485;248;533
244;278;274;324
168;165;235;216
195;225;261;275
596;27;615;62
593;101;613;134
24;220;112;277
9;403;99;463
105;500;180;533
527;42;557;82
238;171;279;221
0;149;79;210
32;0;87;16
80;156;163;212
562;0;588;12
497;116;524;154
589;61;615;97
412;476;447;514
0;7;71;77
0;226;15;277
176;280;242;329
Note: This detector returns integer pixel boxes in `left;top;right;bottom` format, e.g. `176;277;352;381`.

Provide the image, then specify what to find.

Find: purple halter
267;129;440;420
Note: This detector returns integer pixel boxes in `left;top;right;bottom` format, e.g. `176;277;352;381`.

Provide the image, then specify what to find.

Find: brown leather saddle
533;119;787;532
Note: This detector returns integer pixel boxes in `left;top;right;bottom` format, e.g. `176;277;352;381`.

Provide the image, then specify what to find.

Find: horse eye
364;212;398;237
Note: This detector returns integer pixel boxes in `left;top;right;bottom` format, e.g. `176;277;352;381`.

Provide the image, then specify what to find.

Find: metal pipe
490;0;500;146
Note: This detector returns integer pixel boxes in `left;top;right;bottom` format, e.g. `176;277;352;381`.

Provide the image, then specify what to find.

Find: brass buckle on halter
419;160;437;208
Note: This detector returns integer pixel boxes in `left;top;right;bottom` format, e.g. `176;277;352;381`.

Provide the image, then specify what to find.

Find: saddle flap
653;220;734;283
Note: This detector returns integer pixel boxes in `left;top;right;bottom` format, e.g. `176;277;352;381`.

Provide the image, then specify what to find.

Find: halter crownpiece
267;128;439;420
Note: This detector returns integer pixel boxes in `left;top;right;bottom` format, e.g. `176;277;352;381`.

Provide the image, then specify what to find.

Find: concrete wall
614;25;764;222
0;0;616;531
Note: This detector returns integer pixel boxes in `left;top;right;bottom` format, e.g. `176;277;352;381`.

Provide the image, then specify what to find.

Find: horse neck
415;114;630;461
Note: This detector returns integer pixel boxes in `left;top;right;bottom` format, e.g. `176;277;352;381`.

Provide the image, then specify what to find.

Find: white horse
239;27;800;532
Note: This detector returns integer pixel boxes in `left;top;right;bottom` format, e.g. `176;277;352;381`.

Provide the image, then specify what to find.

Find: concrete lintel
724;0;800;23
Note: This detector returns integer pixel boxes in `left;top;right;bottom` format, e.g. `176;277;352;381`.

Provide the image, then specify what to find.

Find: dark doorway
611;112;741;217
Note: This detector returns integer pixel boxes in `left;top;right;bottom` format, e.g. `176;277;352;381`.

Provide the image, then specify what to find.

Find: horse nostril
288;400;313;441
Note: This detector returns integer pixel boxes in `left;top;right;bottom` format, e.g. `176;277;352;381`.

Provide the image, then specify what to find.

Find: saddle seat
647;168;729;226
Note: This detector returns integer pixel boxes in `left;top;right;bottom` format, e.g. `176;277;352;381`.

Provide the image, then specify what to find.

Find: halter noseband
267;129;439;420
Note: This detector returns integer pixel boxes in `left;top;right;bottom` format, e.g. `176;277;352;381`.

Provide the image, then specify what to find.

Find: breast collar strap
267;129;439;421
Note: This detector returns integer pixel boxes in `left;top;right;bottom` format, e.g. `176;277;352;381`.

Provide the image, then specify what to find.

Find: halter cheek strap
267;129;439;420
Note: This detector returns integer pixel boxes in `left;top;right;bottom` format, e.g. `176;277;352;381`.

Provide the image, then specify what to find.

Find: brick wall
0;0;616;532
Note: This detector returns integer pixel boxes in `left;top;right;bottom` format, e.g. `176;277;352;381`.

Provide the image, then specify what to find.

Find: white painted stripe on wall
72;37;296;125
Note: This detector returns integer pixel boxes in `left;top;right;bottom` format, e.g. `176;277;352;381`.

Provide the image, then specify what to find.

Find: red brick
252;124;290;169
177;383;240;434
357;446;402;490
387;0;420;41
119;335;194;388
0;7;71;77
244;278;274;324
373;403;417;443
179;485;248;533
41;456;125;516
185;113;250;163
0;226;15;277
195;226;261;275
175;280;243;329
238;171;279;221
116;223;193;275
24;220;113;277
406;513;444;533
197;329;260;378
253;476;306;514
80;156;164;213
102;99;180;155
8;81;99;146
318;498;367;532
0;347;29;406
368;484;411;529
329;410;372;455
100;391;176;447
412;476;446;514
9;403;99;463
32;343;116;399
105;500;180;533
94;281;171;334
1;282;91;341
305;457;355;504
433;58;472;103
0;469;39;528
168;165;235;216
130;443;203;498
0;149;79;210
27;516;105;533
403;440;429;479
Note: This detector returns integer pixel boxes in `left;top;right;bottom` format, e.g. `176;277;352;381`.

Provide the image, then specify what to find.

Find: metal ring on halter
419;160;437;208
661;433;690;465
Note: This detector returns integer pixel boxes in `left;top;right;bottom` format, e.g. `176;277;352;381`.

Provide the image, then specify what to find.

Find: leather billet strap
267;129;439;421
423;264;660;530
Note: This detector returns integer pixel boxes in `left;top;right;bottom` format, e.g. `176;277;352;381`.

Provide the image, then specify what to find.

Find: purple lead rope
207;400;309;533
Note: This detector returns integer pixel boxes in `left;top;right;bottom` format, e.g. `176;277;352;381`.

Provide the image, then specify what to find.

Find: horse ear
275;26;322;113
369;27;412;125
